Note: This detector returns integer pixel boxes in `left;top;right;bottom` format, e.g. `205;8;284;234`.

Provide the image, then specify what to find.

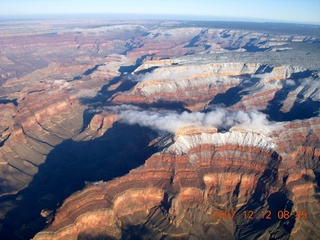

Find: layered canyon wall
0;19;319;239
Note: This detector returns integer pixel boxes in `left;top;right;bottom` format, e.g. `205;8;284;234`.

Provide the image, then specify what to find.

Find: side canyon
0;19;319;239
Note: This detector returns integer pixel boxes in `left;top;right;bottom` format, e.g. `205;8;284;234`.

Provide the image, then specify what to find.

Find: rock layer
0;19;319;240
34;119;320;239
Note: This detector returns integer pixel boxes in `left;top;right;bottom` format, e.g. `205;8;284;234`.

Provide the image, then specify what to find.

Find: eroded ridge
0;19;319;240
34;120;320;239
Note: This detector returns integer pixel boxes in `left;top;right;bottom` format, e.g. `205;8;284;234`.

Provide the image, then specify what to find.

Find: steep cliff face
1;19;320;240
113;62;261;111
0;37;137;196
0;58;129;196
272;118;320;240
0;82;85;195
34;120;320;239
33;127;280;239
113;59;319;115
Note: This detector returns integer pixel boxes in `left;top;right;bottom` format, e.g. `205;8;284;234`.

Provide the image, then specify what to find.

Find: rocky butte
0;19;319;240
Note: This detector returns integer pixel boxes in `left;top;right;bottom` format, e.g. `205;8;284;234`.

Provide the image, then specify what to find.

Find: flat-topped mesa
132;59;181;74
229;124;278;135
169;128;276;156
173;123;281;138
148;62;260;78
113;61;316;112
135;61;261;77
113;62;261;110
174;126;218;141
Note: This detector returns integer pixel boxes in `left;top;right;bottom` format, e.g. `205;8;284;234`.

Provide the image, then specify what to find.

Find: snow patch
168;131;275;155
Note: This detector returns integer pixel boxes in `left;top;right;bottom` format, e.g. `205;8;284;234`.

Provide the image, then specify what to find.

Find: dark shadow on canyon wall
208;75;261;108
264;94;320;122
209;69;320;122
79;71;190;132
79;74;138;131
0;123;158;240
234;152;295;240
263;69;320;121
262;70;320;121
0;98;18;106
209;64;277;107
69;64;103;82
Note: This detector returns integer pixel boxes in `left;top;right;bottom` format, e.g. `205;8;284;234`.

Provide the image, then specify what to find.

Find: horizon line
1;13;320;26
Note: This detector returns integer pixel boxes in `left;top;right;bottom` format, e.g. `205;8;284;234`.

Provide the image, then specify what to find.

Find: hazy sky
1;0;320;24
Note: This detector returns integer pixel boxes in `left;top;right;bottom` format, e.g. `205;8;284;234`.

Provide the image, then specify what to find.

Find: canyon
0;18;319;239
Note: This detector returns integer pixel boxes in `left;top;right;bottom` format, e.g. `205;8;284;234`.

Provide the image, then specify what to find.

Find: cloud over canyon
109;105;282;134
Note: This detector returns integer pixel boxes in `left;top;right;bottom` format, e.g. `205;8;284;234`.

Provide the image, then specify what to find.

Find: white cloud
285;79;296;86
109;105;281;134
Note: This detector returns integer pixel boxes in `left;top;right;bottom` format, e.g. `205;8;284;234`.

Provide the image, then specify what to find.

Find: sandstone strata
34;119;320;239
0;19;319;240
113;59;318;114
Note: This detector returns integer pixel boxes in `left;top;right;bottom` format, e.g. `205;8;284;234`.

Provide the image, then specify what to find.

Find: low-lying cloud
285;79;296;87
109;105;281;134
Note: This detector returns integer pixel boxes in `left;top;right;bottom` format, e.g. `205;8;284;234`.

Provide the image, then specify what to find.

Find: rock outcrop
34;119;320;239
113;62;261;111
0;19;319;240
